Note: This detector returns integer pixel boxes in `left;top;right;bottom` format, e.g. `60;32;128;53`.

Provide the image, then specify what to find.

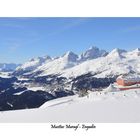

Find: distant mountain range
14;46;107;76
13;46;140;78
0;63;20;72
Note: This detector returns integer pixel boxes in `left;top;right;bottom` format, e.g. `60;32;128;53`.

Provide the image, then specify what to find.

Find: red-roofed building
116;74;140;86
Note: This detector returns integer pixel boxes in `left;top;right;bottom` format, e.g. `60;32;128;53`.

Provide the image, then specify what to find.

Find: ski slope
0;89;140;123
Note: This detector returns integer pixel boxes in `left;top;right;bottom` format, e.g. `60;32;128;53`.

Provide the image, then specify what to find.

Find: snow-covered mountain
79;46;108;61
14;47;108;76
62;51;78;62
16;52;78;74
13;47;140;78
16;55;51;71
14;55;52;76
2;47;140;113
62;48;140;78
14;51;79;76
33;51;79;76
0;63;20;72
106;48;127;59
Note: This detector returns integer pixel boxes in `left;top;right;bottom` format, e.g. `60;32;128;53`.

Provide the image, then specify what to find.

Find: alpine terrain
1;46;140;122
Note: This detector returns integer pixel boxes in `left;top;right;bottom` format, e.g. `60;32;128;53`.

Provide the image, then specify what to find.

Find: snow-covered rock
62;48;140;78
62;51;78;62
106;48;127;59
79;46;108;61
32;51;79;76
127;48;140;57
16;55;51;72
13;56;52;77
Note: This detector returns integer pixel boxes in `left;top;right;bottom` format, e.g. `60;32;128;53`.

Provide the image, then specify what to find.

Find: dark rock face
72;73;116;91
33;75;67;85
12;69;31;77
0;89;74;111
54;90;74;98
0;90;54;111
0;77;17;91
0;76;74;111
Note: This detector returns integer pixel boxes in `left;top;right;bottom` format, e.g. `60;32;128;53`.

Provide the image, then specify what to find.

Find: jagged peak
62;51;78;62
110;48;127;53
63;51;77;56
129;48;140;56
42;55;51;59
107;48;127;59
29;55;51;62
88;46;99;50
80;46;107;61
133;48;140;52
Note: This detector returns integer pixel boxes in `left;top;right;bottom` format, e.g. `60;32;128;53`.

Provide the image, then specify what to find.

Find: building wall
117;78;140;86
116;79;126;86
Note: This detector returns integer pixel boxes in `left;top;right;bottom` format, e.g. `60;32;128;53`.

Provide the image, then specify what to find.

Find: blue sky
0;17;140;63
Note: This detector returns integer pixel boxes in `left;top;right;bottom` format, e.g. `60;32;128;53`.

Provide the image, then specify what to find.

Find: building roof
117;74;140;82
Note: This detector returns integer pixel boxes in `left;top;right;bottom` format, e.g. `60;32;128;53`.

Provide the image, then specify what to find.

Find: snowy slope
0;89;140;122
13;47;140;78
16;56;51;72
62;48;140;78
34;51;79;76
14;47;108;76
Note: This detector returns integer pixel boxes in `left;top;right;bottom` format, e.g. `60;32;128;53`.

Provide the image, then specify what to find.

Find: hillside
0;88;140;122
1;47;140;112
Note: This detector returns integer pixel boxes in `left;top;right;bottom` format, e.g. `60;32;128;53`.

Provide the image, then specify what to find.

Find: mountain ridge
12;46;140;78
